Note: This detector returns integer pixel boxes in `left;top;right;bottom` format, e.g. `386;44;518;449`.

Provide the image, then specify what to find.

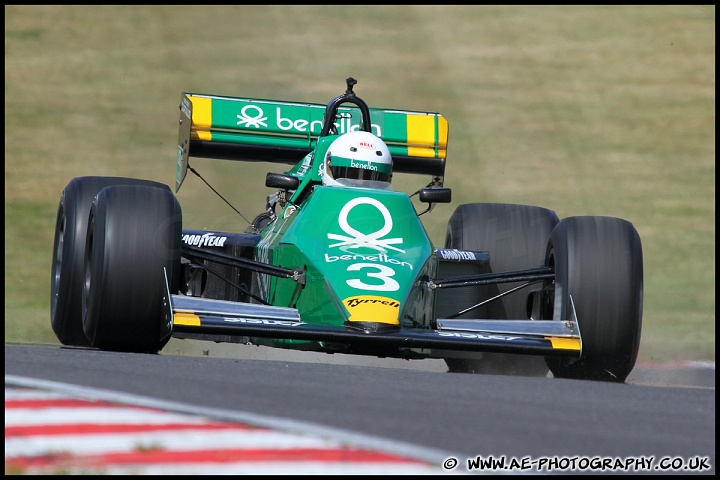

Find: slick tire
83;184;182;353
544;216;643;382
443;203;559;376
51;176;171;347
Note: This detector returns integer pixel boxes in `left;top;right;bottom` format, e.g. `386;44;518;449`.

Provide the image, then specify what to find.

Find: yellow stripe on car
189;96;213;141
406;114;448;158
547;337;582;351
173;311;201;326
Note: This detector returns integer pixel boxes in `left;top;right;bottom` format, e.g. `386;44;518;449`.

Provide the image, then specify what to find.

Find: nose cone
342;294;401;333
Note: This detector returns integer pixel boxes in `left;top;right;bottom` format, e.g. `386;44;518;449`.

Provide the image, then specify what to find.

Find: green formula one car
50;78;643;382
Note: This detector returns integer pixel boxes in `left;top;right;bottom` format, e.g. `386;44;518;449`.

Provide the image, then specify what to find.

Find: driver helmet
322;131;393;187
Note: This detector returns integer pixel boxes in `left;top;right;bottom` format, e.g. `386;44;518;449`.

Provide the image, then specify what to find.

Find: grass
4;5;715;363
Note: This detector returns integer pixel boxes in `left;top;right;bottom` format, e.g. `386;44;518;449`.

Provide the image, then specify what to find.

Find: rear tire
83;185;181;353
442;203;558;376
544;216;643;382
50;177;171;347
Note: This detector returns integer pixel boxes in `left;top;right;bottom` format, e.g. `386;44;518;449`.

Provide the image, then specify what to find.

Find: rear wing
176;92;448;192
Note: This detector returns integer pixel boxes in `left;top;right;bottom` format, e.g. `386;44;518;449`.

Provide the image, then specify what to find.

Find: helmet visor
329;156;392;183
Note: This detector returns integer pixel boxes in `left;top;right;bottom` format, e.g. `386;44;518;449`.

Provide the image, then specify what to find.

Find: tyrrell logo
342;295;400;324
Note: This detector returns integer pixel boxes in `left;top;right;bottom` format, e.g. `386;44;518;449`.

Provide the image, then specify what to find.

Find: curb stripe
9;447;418;468
4;383;448;475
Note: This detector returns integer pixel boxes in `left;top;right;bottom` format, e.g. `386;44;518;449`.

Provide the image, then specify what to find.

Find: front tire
83;185;181;353
51;176;171;347
544;216;643;382
442;203;559;376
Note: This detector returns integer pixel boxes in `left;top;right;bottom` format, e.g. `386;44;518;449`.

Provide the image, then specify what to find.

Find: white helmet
321;131;393;187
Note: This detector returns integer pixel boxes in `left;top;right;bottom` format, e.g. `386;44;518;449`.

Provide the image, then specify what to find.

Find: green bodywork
256;184;438;350
177;89;448;351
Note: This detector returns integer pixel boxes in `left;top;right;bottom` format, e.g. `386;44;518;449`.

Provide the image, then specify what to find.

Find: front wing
168;294;581;358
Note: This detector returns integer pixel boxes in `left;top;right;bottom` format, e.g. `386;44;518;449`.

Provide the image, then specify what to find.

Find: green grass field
5;5;715;363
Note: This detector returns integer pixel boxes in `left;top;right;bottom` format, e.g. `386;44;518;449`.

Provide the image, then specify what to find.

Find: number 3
345;263;399;292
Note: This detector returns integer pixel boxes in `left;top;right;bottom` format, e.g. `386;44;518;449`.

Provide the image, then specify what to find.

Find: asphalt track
162;338;716;389
5;342;715;474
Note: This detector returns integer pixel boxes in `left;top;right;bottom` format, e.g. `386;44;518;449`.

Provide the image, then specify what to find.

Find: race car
50;77;643;382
